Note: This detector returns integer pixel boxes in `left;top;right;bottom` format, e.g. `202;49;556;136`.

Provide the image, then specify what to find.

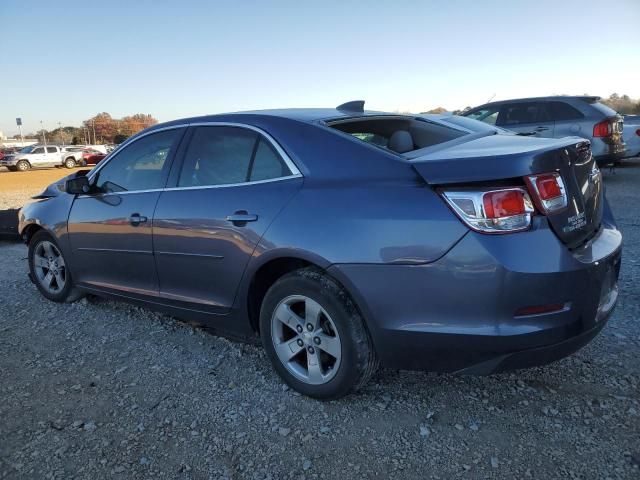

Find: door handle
226;210;258;226
534;126;549;131
129;213;148;226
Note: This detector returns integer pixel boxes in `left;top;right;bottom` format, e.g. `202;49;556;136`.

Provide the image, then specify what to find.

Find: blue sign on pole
16;118;22;126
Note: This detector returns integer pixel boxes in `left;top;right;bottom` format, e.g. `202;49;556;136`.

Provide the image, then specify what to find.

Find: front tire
259;268;378;399
28;230;83;303
16;160;30;171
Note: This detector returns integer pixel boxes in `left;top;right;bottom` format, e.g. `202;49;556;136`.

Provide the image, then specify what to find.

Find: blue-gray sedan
19;102;622;399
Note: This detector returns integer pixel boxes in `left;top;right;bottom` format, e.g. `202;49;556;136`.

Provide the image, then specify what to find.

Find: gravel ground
1;161;639;479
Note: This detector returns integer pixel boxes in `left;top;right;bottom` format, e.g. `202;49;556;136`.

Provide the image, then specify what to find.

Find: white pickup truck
0;145;66;171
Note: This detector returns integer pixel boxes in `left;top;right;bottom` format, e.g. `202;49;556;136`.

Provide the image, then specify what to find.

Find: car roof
149;105;410;131
471;95;601;108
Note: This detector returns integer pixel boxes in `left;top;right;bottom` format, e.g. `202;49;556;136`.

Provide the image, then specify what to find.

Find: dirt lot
0;162;639;479
0;167;86;210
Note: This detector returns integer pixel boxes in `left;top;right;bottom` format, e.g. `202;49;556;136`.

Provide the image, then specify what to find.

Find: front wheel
16;160;30;171
64;157;76;169
259;268;378;399
28;230;84;303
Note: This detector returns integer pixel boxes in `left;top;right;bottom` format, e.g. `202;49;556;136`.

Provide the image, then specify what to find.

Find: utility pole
92;120;96;145
40;120;47;146
58;122;65;146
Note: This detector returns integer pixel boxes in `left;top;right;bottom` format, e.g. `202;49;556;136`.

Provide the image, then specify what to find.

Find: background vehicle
0;144;63;171
463;96;626;166
60;146;87;168
19;103;621;399
622;115;640;158
82;148;107;166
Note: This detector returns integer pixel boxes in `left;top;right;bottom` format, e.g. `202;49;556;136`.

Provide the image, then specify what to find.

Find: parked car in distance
82;148;107;166
0;144;64;171
60;146;88;168
19;102;621;399
463;96;626;166
622;115;640;158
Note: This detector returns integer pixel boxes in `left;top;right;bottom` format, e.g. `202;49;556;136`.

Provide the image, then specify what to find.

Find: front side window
178;126;290;187
32;147;45;154
95;128;182;193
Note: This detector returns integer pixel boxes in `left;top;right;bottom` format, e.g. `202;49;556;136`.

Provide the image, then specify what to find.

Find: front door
67;127;185;297
152;125;302;313
28;146;46;166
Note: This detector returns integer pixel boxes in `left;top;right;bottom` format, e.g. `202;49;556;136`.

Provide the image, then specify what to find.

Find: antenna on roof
336;100;365;112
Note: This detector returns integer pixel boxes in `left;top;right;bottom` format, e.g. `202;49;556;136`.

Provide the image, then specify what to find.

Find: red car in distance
82;149;107;166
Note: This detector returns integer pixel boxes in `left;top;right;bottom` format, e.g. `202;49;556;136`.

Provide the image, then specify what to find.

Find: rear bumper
328;217;622;373
593;138;626;165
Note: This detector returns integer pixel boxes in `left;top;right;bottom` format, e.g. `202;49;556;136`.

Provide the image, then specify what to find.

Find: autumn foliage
83;113;158;144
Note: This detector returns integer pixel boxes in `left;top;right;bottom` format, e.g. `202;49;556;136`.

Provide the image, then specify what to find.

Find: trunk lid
410;133;603;248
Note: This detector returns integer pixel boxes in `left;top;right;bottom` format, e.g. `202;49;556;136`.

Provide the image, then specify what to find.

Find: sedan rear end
327;117;620;375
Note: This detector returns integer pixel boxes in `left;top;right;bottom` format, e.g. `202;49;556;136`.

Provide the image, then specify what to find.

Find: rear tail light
593;120;612;137
525;172;568;213
440;187;534;233
636;128;640;137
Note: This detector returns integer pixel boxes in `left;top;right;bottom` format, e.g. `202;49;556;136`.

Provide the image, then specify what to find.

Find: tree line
20;112;158;145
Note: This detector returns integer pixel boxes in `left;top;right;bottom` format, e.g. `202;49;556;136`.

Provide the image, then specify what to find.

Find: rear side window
46;146;58;153
178;126;290;187
550;101;584;121
498;102;550;126
249;139;288;181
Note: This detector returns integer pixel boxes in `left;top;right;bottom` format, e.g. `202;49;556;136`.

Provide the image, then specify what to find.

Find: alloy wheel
270;295;342;385
33;240;67;294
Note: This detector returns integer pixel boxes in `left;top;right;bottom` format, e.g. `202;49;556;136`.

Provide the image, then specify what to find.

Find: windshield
19;145;35;153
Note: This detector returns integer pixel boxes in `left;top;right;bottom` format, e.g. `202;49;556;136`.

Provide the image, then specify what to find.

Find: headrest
388;130;414;153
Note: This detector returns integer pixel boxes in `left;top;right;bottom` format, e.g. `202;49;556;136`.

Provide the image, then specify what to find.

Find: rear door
152;124;302;314
497;101;555;137
549;101;585;137
67;127;185;297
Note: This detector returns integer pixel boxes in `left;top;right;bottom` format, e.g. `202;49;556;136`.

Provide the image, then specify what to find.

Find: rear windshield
327;116;467;155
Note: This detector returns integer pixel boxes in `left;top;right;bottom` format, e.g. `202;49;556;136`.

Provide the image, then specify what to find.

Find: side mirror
65;176;91;195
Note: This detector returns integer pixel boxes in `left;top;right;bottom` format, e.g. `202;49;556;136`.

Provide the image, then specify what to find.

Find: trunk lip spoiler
404;131;499;161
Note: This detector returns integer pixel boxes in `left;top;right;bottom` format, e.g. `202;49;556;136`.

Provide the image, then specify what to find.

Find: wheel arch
245;250;364;334
21;222;45;244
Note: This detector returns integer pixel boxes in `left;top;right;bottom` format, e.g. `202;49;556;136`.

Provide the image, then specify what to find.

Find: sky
1;0;639;136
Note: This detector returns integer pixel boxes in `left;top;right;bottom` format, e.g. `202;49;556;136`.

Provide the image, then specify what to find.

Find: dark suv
463;96;625;166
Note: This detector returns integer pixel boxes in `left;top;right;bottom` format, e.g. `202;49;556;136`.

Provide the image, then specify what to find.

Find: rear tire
28;230;84;303
64;157;76;169
16;160;30;171
259;267;378;400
